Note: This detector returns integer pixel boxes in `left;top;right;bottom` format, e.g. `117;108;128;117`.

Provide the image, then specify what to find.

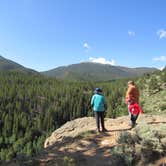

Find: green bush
110;124;166;165
160;103;166;111
63;156;75;166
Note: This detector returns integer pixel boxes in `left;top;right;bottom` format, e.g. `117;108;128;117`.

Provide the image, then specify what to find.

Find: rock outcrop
44;114;166;149
40;114;166;166
44;117;96;148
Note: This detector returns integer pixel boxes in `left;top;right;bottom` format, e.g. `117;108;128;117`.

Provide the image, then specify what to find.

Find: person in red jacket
125;80;142;127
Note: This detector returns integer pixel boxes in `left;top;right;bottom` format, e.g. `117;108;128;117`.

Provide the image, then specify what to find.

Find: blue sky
0;0;165;71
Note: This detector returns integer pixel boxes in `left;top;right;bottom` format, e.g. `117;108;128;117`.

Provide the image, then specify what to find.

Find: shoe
102;128;108;132
96;128;100;132
129;123;132;127
130;122;136;128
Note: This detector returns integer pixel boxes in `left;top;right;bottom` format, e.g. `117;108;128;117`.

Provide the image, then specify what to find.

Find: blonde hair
128;80;135;85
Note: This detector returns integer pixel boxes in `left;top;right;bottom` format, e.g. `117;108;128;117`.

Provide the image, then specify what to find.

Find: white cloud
128;30;135;37
153;56;166;61
159;66;165;70
157;29;166;39
89;57;116;65
83;42;91;50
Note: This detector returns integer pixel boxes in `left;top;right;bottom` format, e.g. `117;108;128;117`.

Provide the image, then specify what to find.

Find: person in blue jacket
91;88;107;132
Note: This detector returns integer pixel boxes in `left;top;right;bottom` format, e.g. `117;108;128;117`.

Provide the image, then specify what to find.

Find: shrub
110;124;166;165
63;156;75;166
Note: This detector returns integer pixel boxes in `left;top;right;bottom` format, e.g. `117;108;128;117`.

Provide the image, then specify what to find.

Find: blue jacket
91;93;106;112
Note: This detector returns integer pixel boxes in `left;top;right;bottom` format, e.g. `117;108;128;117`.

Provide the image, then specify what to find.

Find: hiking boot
96;128;100;132
132;122;137;128
129;122;134;127
102;128;108;132
130;122;136;128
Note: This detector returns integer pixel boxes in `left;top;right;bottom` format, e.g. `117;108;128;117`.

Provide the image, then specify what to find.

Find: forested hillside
42;62;157;81
137;67;166;114
0;56;38;74
0;71;127;162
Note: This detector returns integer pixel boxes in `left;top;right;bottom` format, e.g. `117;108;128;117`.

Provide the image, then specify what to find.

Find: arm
91;95;95;108
125;87;131;103
103;96;107;111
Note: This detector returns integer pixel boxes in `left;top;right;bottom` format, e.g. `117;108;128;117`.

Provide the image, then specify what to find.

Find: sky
0;0;166;71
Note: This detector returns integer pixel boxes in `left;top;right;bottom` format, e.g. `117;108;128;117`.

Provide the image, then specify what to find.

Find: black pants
131;114;139;127
94;111;105;131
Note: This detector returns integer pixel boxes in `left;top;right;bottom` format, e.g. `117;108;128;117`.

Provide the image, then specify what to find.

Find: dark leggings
94;111;105;130
131;114;139;127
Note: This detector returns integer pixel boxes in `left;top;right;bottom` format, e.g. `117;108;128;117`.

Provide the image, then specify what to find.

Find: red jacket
129;103;143;115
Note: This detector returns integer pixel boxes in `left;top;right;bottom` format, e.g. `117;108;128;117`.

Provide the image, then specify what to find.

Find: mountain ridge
0;56;158;81
42;62;157;81
0;55;38;74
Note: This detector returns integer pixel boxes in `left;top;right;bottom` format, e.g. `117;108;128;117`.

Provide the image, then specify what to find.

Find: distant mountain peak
0;55;5;59
0;55;38;74
42;62;158;81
